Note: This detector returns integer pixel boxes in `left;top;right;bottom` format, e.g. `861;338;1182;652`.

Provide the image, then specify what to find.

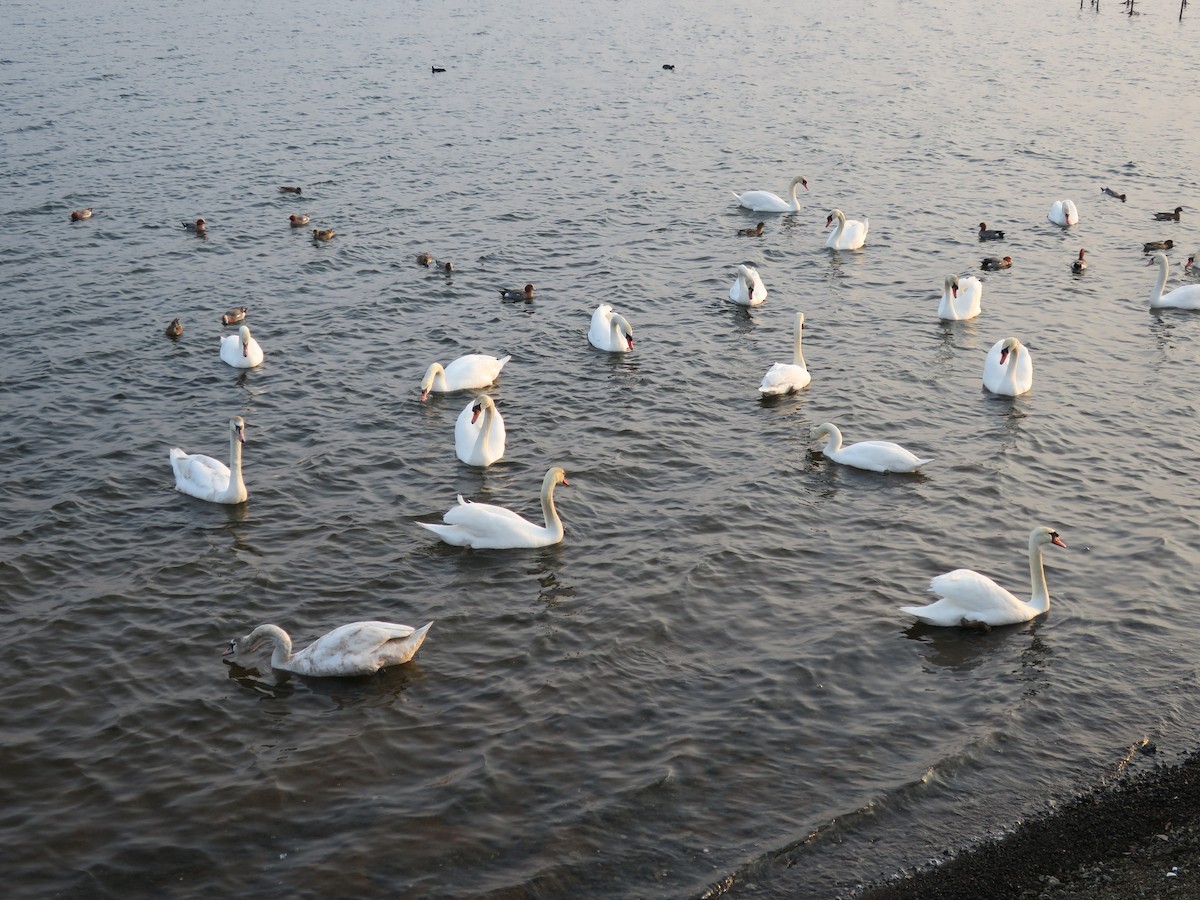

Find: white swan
169;416;248;504
731;176;808;213
455;394;506;467
1146;252;1200;309
420;353;511;401
759;311;811;395
809;422;932;473
420;466;570;549
729;264;768;306
224;620;433;676
219;325;263;369
937;274;983;321
899;526;1066;627
588;304;634;352
825;209;868;250
983;337;1033;396
1048;199;1078;227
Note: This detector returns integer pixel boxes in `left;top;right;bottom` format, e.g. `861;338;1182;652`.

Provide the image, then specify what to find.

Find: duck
164;318;184;338
499;284;535;302
224;620;432;677
728;264;767;306
738;221;766;237
758;311;811;395
1146;252;1200;309
420;353;511;401
431;66;446;74
169;416;248;504
312;228;335;241
983;337;1033;396
416;251;434;266
1143;239;1174;253
1153;206;1183;222
279;186;303;194
455;395;506;467
809;422;932;473
288;213;311;227
588;304;635;352
978;222;1005;240
937;274;983;321
220;324;264;368
419;466;570;549
981;256;1012;271
183;218;207;233
1071;248;1088;273
1047;200;1078;227
824;209;868;250
69;207;93;221
221;306;248;326
1101;186;1126;202
662;64;675;70
437;260;453;272
899;526;1066;628
731;176;808;213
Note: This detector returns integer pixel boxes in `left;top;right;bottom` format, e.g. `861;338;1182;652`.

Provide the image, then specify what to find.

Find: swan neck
1151;256;1168;304
251;624;294;669
228;426;245;497
1027;537;1050;610
540;475;564;541
792;316;806;368
474;402;494;454
821;425;843;454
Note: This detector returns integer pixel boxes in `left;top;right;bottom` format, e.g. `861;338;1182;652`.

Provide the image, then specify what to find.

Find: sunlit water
3;0;1200;896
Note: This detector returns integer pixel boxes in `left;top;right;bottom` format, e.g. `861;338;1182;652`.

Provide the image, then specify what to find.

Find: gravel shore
859;748;1200;899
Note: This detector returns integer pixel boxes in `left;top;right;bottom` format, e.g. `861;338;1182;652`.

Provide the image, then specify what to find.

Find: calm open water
3;0;1200;897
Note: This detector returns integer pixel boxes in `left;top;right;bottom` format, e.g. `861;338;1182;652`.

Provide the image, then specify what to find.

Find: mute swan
183;218;206;232
220;325;264;369
1143;239;1174;253
1048;200;1078;227
1071;248;1088;273
420;466;570;549
981;256;1012;271
455;395;506;467
420;353;511;401
899;526;1066;627
759;311;811;395
978;222;1005;240
1101;186;1126;202
224;620;432;677
279;186;302;194
499;284;535;301
731;176;808;213
221;306;247;325
937;274;983;321
729;264;767;306
738;221;765;237
69;207;93;221
809;422;932;473
588;304;634;352
1153;206;1183;222
169;416;248;504
312;228;335;241
1146;252;1200;309
824;209;868;250
289;213;311;227
983;337;1033;396
165;318;183;338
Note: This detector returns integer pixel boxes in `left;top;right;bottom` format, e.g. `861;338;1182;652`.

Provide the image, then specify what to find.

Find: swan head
223;623;280;658
1032;526;1067;550
231;416;246;444
238;325;253;356
998;337;1022;365
419;362;444;401
791;176;809;191
470;395;494;423
544;466;570;490
825;209;845;228
809;423;835;441
946;275;960;297
1147;252;1168;269
614;314;634;350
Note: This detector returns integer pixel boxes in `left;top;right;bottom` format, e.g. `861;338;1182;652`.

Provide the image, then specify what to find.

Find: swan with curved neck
809;422;932;473
759;311;811;395
899;527;1067;627
825;209;868;250
588;304;634;352
937;274;982;321
731;176;808;213
983;337;1033;396
169;416;248;504
224;620;433;676
420;466;570;549
1146;252;1200;309
729;264;767;306
1048;199;1078;227
420;353;511;401
220;325;264;369
455;394;506;467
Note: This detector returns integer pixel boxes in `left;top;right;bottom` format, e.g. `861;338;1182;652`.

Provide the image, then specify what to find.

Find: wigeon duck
416;252;434;266
1143;239;1174;253
978;222;1005;240
1153;206;1183;222
312;228;335;241
1101;187;1126;202
437;260;453;272
221;306;248;326
69;207;93;221
499;284;535;301
165;318;183;338
183;218;207;233
279;186;302;194
738;221;766;237
1071;248;1088;273
981;256;1013;270
289;213;311;227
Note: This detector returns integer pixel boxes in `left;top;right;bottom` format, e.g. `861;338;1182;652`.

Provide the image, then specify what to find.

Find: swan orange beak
825;215;833;228
999;348;1010;365
471;403;483;424
952;285;959;298
1051;534;1066;548
626;336;634;350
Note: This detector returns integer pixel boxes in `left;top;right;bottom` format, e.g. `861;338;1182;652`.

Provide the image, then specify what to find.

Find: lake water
3;0;1200;896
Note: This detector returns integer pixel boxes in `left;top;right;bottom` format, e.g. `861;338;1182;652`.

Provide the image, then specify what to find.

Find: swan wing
733;190;789;212
759;362;810;395
292;621;429;676
170;449;231;499
928;568;1032;622
832;440;930;473
1157;284;1200;309
442;354;510;391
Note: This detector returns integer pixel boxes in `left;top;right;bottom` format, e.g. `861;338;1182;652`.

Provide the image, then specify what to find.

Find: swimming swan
1146;252;1200;309
759;311;811;395
220;325;264;368
809;422;931;473
1048;199;1078;227
420;353;511;401
983;337;1033;396
731;176;808;213
729;264;768;306
420;466;570;549
899;526;1066;627
169;416;248;504
825;209;868;250
588;304;634;352
937;274;983;321
224;620;433;676
455;394;506;467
